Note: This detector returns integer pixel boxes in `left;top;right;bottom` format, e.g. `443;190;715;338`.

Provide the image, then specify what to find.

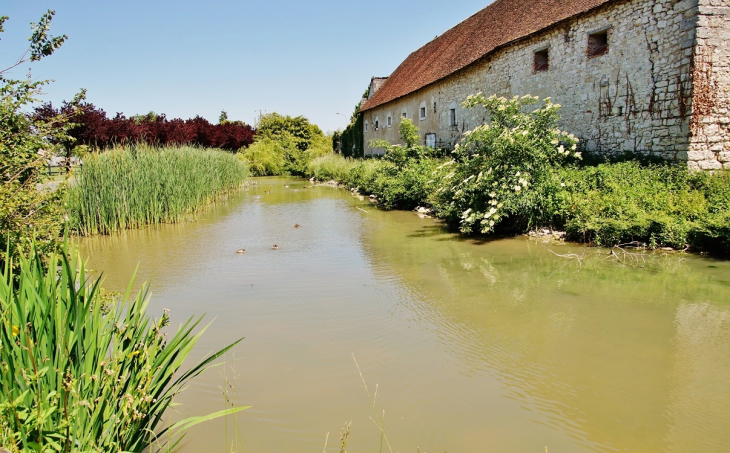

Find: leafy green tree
218;109;228;124
1;10;81;267
256;112;322;152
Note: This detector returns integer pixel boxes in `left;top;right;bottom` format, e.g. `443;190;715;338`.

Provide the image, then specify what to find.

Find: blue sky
2;1;488;132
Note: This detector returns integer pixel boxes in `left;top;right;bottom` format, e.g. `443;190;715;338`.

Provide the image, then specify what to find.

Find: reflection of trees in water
362;216;730;452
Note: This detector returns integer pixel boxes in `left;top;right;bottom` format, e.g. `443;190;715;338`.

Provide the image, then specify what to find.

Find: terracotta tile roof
361;0;617;112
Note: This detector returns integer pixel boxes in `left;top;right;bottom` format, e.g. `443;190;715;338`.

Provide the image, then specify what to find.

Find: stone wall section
362;0;723;169
691;0;730;169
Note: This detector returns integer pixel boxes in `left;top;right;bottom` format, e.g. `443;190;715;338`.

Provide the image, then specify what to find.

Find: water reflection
80;177;730;453
362;209;730;452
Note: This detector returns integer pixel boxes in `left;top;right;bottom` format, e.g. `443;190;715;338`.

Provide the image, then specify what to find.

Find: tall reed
0;242;247;452
66;144;248;235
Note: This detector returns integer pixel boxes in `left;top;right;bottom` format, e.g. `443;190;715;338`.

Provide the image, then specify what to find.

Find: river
79;177;730;453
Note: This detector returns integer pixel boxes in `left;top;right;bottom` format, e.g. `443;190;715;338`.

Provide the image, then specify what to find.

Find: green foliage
306;154;357;182
241;113;333;176
0;241;246;452
66;144;248;235
366;119;440;209
431;94;580;234
238;137;288;176
1;10;79;269
256;113;320;152
218;110;228;124
559;162;730;251
340;114;364;158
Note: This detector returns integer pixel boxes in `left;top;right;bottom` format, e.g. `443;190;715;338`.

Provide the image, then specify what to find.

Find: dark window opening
375;120;379;130
587;30;609;58
534;49;549;72
387;116;392;127
402;112;407;118
433;102;437;113
420;107;426;119
617;106;623;116
449;109;457;127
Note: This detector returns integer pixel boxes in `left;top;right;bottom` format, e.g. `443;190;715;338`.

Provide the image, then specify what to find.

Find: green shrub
66;144;248;235
1;11;77;269
239;137;288;176
306;154;357;182
559;161;730;250
431;94;579;233
0;242;245;452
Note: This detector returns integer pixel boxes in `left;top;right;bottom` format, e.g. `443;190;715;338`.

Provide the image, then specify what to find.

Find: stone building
359;0;730;169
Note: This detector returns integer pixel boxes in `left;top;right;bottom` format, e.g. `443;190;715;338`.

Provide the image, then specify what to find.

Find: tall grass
0;242;247;452
305;154;357;182
67;144;248;235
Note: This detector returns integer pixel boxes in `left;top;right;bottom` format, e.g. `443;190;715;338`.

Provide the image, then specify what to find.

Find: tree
1;10;80;267
256;113;322;152
219;110;229;124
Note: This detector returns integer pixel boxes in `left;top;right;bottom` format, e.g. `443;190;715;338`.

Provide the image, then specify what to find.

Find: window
402;112;407;118
587;29;609;57
534;48;549;72
433;102;437;113
375;120;379;131
449;108;457;127
420;107;426;120
425;133;436;148
387;116;392;127
365;122;369;132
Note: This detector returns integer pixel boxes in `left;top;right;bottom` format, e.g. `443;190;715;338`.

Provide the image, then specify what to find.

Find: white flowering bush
431;94;580;233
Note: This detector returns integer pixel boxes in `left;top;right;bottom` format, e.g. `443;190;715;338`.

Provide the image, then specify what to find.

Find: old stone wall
363;0;720;168
691;0;730;169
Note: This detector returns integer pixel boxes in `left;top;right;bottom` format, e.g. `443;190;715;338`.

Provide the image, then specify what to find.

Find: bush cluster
239;113;333;176
34;102;255;151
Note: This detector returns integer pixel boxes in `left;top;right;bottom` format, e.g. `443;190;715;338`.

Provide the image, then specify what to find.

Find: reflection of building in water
666;302;730;452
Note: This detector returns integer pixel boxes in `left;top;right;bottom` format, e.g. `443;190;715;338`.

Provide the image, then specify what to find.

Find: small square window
449;109;457;127
402;112;407;118
587;30;609;58
420;107;426;119
534;49;549;72
387;116;392;127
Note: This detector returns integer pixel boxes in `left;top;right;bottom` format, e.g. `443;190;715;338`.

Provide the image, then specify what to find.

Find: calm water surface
80;177;730;453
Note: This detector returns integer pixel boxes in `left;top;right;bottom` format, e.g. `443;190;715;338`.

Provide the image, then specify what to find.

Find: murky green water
80;177;730;453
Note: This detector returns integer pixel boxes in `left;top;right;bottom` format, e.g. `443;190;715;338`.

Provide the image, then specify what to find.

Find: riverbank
305;154;730;255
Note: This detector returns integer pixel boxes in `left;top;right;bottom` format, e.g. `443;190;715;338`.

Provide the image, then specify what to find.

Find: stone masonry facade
361;0;730;169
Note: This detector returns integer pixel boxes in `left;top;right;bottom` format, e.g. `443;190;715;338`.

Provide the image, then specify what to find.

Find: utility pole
254;110;266;127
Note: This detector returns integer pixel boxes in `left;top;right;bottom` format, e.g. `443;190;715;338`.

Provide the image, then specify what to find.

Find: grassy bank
66;144;248;235
306;97;730;255
0;242;244;452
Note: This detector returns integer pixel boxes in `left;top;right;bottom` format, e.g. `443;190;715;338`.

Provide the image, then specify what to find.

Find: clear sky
2;1;489;132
